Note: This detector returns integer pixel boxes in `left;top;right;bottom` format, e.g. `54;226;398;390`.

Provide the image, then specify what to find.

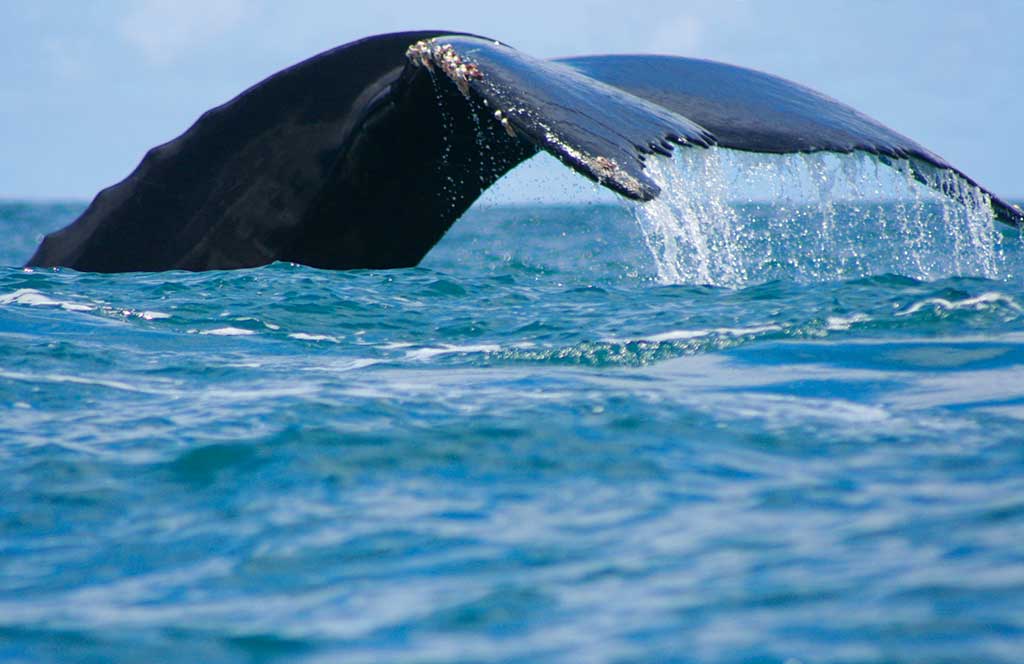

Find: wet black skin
27;32;1022;273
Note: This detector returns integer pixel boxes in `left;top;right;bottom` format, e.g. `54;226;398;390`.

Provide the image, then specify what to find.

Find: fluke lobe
27;31;1024;273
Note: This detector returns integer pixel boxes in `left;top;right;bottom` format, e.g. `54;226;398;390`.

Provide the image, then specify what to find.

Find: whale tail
26;32;1022;273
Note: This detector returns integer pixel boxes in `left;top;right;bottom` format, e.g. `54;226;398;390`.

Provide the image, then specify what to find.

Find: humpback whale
26;31;1023;273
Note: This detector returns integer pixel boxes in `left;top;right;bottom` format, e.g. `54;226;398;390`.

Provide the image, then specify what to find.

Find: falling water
633;148;1014;286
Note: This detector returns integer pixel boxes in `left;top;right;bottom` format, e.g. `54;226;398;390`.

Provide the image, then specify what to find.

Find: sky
1;0;1021;201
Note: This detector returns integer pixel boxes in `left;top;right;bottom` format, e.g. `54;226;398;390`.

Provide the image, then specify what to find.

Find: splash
633;149;1017;286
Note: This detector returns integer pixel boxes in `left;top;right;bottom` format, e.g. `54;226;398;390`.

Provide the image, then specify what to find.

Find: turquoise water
2;189;1024;662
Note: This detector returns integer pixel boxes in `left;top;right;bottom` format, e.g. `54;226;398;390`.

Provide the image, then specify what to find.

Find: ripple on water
2;197;1024;662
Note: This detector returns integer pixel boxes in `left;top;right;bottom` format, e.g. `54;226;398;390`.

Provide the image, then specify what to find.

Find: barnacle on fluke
27;31;1022;273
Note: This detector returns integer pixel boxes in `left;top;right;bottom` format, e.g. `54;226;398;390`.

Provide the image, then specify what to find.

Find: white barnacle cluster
407;38;518;139
492;109;516;137
405;40;483;98
590;155;644;198
592;156;623;180
405;40;434;70
541;127;644;198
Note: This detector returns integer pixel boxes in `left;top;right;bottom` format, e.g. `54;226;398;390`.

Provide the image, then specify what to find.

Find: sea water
1;153;1024;663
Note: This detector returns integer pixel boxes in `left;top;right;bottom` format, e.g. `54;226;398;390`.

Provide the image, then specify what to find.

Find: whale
26;31;1023;273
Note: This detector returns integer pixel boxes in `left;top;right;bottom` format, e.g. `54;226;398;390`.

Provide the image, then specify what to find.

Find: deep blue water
2;194;1024;663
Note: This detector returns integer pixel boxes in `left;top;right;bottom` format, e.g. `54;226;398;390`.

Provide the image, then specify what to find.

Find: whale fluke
26;32;1022;273
558;54;1024;228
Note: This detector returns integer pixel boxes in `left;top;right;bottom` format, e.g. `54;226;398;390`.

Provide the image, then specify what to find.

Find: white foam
304;358;381;373
825;313;872;331
898;291;1023;316
640;324;782;344
137;310;171;320
198;326;256;336
378;341;415;349
288;332;339;343
404;343;500;361
0;288;95;311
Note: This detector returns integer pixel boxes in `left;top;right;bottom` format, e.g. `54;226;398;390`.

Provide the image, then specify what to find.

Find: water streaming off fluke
633;149;1016;286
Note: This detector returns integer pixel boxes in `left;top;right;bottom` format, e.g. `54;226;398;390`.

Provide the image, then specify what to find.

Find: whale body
26;31;1023;273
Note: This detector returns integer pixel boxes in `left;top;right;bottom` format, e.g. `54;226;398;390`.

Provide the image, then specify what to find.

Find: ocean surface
2;156;1024;663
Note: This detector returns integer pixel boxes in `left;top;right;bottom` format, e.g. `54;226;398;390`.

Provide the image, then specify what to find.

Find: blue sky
1;0;1021;200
